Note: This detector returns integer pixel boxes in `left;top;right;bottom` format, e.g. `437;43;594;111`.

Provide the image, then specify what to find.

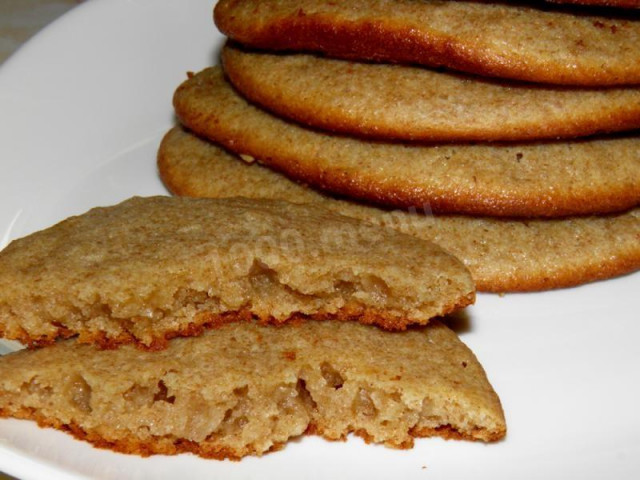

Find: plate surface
0;1;639;479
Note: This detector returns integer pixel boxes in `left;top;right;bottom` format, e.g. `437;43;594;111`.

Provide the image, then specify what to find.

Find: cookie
222;44;640;142
0;319;506;459
158;127;640;293
214;0;640;86
0;196;474;348
173;67;640;218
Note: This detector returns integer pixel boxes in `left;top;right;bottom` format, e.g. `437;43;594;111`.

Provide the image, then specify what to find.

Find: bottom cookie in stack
158;127;640;292
0;319;506;459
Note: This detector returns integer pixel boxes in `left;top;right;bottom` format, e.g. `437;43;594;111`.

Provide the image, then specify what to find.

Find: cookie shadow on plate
441;310;472;335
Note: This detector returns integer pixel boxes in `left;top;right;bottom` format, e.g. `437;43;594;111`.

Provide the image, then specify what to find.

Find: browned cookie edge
221;44;640;142
214;0;640;86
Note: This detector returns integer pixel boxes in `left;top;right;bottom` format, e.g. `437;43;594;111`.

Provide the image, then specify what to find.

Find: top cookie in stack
163;0;640;291
214;0;640;85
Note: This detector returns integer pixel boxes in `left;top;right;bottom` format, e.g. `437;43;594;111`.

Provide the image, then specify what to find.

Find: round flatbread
222;44;640;142
158;126;640;292
173;67;640;218
214;0;640;86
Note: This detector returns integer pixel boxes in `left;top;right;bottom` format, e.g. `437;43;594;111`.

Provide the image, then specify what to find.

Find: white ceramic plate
0;0;639;478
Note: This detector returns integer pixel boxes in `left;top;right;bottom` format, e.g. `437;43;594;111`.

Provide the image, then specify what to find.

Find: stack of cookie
0;196;505;458
160;0;640;293
4;0;640;463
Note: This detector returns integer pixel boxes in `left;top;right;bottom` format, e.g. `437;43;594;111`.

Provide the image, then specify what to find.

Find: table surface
0;1;83;478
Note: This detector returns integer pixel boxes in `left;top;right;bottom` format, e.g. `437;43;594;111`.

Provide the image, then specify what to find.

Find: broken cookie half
0;320;506;459
0;196;474;349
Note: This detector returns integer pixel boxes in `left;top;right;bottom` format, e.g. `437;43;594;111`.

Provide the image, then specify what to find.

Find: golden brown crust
9;325;77;350
0;405;501;459
173;67;640;218
221;44;640;143
214;0;640;86
77;310;254;351
488;253;640;293
5;294;476;350
255;145;640;218
0;406;251;460
9;310;253;350
410;424;506;443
